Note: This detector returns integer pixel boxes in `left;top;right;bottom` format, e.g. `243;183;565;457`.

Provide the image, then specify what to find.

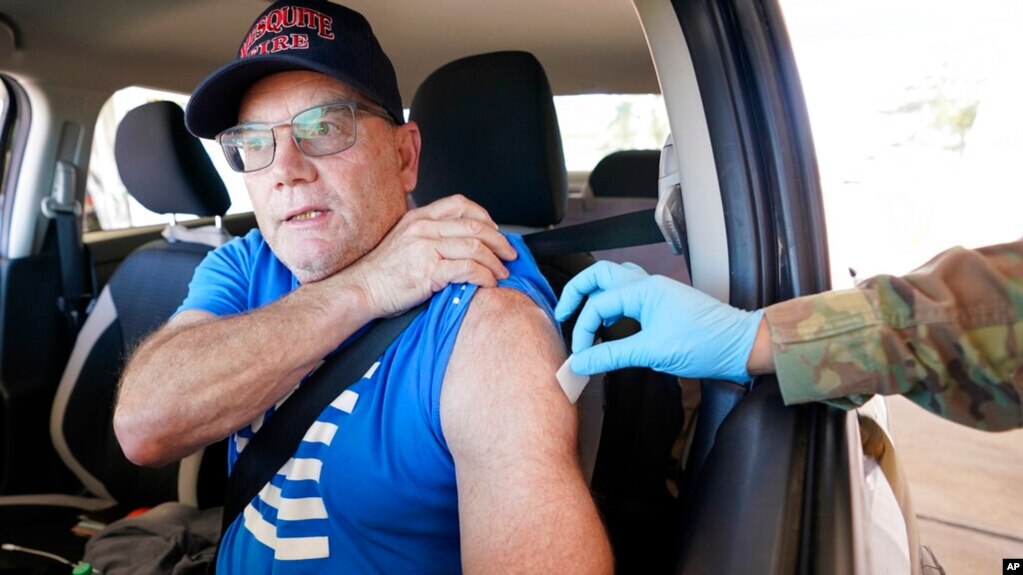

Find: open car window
781;0;1023;287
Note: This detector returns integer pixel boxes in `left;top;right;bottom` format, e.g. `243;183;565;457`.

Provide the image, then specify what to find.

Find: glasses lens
292;103;357;157
220;126;274;173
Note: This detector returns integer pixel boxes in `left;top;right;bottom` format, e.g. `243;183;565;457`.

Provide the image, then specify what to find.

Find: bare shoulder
440;286;573;460
458;286;563;363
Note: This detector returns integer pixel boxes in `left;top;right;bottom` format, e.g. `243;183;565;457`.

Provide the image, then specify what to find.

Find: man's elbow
113;402;172;467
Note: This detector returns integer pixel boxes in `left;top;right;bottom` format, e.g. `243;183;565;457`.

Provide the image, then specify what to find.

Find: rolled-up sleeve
764;239;1023;431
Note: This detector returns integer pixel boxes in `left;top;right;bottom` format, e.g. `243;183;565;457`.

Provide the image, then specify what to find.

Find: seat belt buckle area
40;196;82;218
656;134;687;256
58;293;95;317
41;160;83;219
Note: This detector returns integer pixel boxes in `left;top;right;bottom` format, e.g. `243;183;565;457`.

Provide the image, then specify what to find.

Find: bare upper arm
441;287;572;466
440;287;611;573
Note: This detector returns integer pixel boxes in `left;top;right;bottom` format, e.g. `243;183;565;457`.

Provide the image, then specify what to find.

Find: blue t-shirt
177;228;557;574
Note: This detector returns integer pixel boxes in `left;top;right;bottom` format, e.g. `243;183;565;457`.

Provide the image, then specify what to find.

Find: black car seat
410;51;683;574
0;101;230;570
562;149;690;284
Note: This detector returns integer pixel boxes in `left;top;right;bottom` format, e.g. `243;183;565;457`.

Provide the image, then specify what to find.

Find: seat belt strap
42;161;93;336
220;302;428;536
523;207;681;259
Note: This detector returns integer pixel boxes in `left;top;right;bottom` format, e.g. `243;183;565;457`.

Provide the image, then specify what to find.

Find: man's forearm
114;274;374;467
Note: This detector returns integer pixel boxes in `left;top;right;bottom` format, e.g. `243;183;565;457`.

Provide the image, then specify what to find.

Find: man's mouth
287;209;324;222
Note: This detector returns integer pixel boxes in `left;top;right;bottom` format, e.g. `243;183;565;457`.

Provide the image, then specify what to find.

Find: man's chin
272;238;346;283
288;258;347;284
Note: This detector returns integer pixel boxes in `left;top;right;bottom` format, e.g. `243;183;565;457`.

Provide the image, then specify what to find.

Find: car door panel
665;0;859;573
0;252;80;495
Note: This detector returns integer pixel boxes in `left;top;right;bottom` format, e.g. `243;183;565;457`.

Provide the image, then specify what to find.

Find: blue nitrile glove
554;261;764;382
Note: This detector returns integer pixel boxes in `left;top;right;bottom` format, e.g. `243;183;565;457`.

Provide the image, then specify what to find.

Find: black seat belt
220;302;428;535
522;208;663;258
42;160;93;336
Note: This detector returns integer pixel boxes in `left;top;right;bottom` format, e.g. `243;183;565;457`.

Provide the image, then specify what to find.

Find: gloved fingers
568;301;602;354
602;312;623;327
555;260;647;322
571;287;641;354
555;261;614;322
570;334;651;376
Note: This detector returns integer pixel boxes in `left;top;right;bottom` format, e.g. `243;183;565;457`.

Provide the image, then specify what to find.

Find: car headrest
588;150;661;199
114;101;230;217
410;51;567;227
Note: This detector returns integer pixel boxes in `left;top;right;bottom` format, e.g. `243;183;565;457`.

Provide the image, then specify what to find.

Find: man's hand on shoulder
441;287;613;574
340;195;519;318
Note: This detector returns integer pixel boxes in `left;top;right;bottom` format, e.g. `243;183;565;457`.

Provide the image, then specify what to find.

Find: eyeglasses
217;100;393;173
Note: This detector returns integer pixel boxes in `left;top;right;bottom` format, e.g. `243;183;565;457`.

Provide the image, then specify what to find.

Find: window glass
554;94;669;172
781;0;1023;288
781;5;1023;570
86;87;251;232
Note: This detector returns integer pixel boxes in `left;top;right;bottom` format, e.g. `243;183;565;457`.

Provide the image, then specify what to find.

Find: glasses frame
216;100;394;173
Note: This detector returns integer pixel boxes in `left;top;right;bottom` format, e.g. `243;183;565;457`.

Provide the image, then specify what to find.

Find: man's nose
270;128;316;189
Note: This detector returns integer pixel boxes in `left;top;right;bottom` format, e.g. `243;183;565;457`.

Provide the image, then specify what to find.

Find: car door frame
635;0;865;572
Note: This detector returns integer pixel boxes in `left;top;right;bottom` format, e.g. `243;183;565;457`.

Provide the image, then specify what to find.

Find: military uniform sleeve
763;238;1023;431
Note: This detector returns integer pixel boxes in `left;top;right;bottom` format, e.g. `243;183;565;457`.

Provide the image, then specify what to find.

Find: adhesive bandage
556;355;590;404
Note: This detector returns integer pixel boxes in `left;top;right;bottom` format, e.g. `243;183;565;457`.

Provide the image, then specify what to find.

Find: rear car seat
410;50;684;574
0;101;230;570
563;149;690;284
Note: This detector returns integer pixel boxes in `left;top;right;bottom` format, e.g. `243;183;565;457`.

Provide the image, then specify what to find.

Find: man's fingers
434;259;500;289
405;217;517;262
432;218;518;261
434;238;510;281
411;194;499;228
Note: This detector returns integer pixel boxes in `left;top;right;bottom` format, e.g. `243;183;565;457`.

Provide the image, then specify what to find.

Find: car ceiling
0;0;660;103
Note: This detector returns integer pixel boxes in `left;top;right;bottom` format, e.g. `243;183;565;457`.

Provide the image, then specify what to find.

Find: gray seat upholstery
563;149;690;285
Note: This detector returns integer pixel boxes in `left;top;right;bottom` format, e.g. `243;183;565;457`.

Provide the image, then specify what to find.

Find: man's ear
395;121;421;194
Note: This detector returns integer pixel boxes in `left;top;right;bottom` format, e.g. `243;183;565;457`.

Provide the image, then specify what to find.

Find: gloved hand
554;261;764;382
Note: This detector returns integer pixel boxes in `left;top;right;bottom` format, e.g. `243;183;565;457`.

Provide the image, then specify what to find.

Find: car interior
0;0;914;574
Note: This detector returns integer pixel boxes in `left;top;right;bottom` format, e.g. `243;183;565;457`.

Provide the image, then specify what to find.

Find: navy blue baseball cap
185;0;404;139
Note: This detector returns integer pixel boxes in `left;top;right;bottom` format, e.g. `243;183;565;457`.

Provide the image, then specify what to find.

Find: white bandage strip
556;355;590;404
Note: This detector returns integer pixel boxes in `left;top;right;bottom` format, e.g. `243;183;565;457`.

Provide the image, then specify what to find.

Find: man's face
237;71;419;283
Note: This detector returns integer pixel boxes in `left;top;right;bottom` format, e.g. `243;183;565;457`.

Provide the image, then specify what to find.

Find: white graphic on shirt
260;483;329;520
303;421;338;445
243;505;330;561
330;388;360;413
239;366;368;561
278;457;323;482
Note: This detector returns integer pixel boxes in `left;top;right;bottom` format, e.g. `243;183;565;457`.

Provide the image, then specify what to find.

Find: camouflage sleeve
763;238;1023;431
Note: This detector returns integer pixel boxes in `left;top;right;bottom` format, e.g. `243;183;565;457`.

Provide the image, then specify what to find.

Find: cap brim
185;53;399;139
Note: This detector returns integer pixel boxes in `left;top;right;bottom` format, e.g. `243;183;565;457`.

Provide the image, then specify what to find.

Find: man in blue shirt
113;1;611;572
